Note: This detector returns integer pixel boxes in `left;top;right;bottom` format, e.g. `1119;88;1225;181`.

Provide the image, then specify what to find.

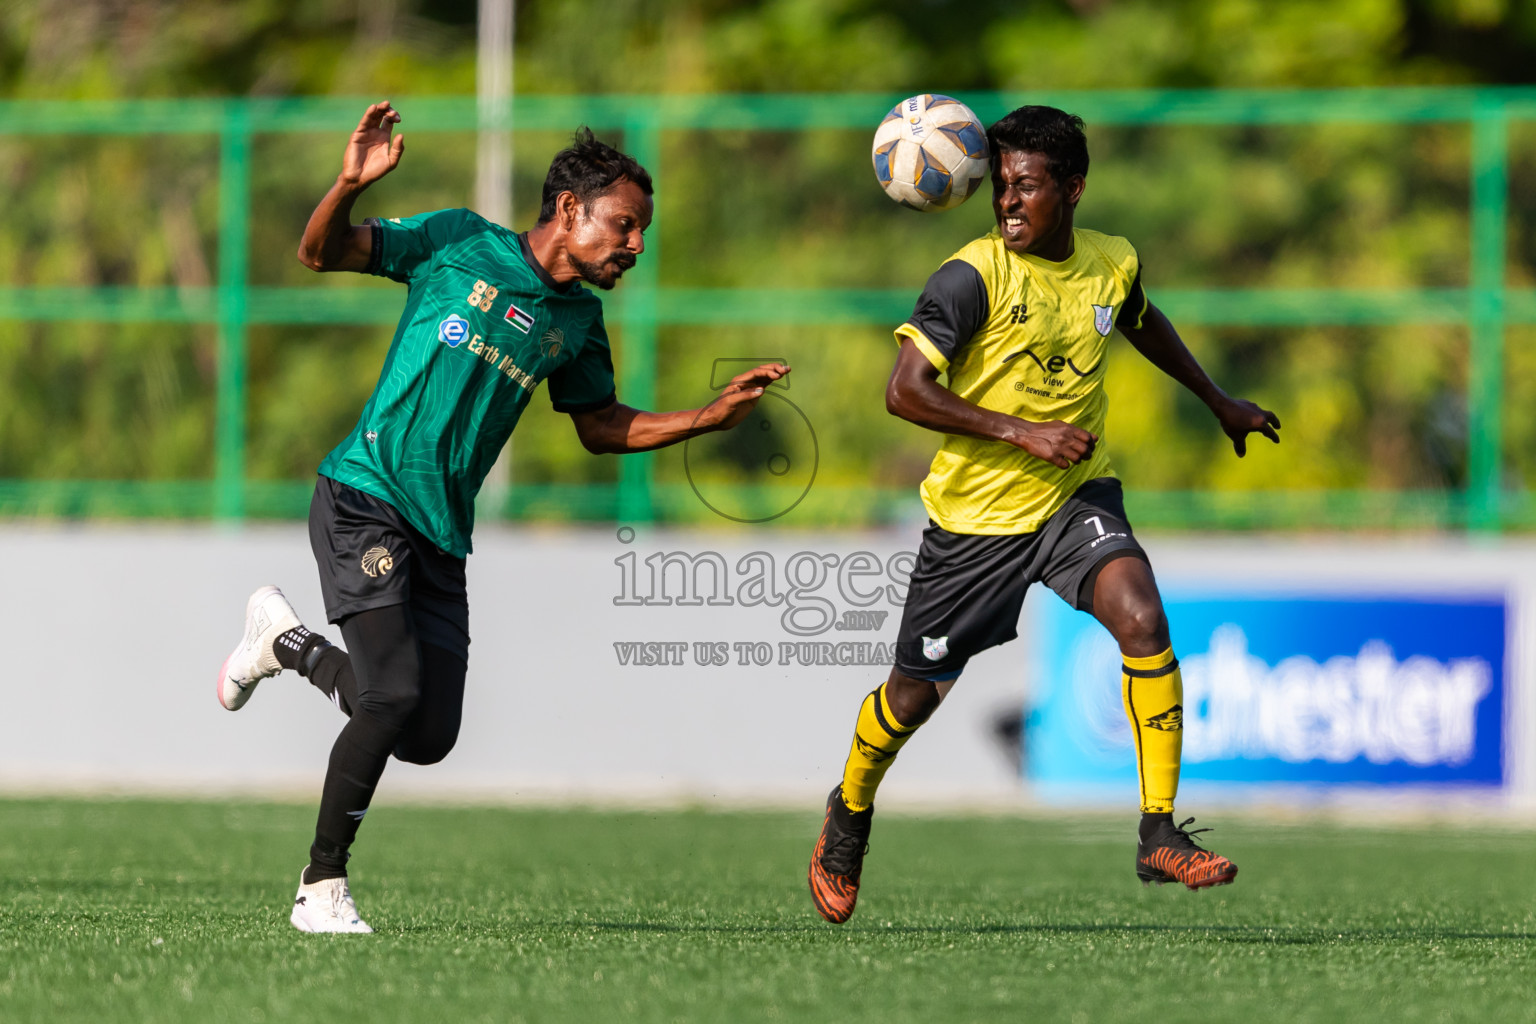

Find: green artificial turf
0;797;1533;1023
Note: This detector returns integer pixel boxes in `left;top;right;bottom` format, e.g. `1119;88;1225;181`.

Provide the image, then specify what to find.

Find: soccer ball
872;94;990;212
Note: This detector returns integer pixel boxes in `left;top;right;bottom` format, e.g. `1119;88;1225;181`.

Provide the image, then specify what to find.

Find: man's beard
568;250;636;291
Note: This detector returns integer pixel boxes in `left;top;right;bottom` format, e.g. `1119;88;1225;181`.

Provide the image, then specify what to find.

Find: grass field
1;798;1533;1023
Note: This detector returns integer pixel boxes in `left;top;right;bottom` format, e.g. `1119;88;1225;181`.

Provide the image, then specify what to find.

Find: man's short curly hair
536;127;654;224
986;105;1089;185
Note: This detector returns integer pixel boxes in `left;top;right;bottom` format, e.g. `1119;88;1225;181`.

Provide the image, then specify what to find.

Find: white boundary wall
1;523;1531;810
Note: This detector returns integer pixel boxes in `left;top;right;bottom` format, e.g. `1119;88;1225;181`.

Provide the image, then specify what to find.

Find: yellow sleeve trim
1128;289;1149;331
894;323;950;372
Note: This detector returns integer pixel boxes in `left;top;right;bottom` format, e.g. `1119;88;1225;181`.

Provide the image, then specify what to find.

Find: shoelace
1162;816;1214;851
312;880;358;924
821;834;870;876
822;804;872;875
333;885;362;924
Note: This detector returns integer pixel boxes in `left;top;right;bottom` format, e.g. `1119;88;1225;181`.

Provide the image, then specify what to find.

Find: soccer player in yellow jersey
808;105;1281;924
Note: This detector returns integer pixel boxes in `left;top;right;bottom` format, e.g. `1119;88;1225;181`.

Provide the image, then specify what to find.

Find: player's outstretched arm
1119;302;1281;457
570;363;791;454
885;340;1096;470
296;101;406;273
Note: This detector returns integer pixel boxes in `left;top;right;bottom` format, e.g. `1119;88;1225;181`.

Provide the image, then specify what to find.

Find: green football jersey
318;208;616;557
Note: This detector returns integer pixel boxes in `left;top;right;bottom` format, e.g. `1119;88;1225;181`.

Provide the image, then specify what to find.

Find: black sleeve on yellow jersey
1116;268;1148;331
905;259;990;363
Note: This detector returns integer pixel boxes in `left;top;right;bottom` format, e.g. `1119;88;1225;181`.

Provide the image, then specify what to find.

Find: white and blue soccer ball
872;94;990;212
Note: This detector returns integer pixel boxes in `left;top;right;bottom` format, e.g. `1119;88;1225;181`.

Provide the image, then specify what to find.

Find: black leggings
303;604;467;879
325;604;466;763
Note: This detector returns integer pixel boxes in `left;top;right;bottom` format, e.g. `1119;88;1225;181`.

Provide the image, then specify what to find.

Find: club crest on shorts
361;545;394;578
921;635;949;661
1092;304;1114;337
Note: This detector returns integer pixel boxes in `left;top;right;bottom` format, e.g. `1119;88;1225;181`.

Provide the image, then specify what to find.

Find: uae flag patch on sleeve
504;302;535;334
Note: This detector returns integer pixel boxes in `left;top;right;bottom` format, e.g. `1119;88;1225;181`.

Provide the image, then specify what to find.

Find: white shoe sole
216;648;249;711
288;911;373;933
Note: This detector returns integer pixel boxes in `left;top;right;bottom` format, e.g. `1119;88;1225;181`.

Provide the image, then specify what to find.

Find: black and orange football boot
1136;816;1238;890
808;785;873;923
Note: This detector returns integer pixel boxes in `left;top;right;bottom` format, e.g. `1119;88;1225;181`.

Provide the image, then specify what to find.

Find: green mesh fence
1;89;1533;530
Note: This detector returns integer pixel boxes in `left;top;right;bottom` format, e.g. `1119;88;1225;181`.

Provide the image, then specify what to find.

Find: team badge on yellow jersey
1092;304;1114;337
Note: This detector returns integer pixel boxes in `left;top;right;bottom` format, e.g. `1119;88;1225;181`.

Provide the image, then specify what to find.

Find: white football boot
290;873;374;934
217;585;302;711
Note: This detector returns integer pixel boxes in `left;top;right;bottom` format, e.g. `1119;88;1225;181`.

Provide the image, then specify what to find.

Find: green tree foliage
2;0;1535;523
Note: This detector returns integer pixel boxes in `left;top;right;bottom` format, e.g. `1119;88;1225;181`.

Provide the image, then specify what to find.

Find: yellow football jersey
894;227;1147;534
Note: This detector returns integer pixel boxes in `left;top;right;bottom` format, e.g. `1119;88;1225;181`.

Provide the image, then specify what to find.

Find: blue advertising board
1026;593;1506;791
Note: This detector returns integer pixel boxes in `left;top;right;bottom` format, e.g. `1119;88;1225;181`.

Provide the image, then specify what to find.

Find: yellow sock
1121;647;1182;814
840;684;919;812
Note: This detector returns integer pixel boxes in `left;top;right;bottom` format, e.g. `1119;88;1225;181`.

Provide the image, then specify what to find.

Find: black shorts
893;477;1147;680
308;475;471;662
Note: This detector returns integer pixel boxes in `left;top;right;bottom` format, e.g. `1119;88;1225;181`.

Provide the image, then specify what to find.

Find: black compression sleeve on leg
339;604;425;729
304;645;358;716
308;707;399;881
307;604;424;880
392;643;468;766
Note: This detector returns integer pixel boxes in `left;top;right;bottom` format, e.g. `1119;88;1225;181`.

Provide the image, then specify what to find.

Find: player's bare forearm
887;366;1027;443
1120;302;1281;456
570;403;710;454
296;178;373;272
297;101;405;273
571;363;791;454
1118;303;1226;407
886;340;1095;470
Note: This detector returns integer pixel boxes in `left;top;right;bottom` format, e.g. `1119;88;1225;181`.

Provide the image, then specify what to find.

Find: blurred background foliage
2;0;1536;524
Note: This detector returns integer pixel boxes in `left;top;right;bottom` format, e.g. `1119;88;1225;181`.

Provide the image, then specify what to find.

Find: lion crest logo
540;327;564;359
361;546;394;578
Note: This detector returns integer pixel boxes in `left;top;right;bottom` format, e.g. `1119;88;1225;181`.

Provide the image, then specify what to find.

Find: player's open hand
697;363;792;432
341;101;404;187
1013;419;1097;470
1216;397;1281;457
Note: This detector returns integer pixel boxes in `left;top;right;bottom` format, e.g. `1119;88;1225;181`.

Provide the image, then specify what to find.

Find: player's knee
395;714;460;764
1115;601;1169;651
357;684;423;730
394;731;457;765
885;671;946;727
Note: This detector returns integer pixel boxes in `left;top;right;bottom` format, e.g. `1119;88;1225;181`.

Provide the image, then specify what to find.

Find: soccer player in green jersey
808;105;1280;924
216;101;787;933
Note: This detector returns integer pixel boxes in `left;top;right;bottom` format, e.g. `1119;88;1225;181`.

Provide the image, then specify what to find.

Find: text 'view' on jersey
896;227;1148;535
319;208;618;557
